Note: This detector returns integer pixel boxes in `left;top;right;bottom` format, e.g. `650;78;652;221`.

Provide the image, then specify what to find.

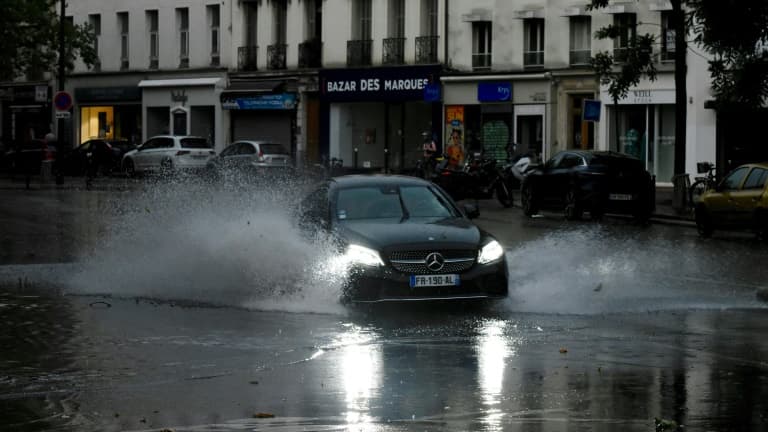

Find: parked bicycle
689;162;717;207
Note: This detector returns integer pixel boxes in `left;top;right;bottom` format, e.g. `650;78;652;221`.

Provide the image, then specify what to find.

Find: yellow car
695;163;768;238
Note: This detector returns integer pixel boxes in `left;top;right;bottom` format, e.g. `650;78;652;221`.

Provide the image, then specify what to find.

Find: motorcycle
506;153;536;190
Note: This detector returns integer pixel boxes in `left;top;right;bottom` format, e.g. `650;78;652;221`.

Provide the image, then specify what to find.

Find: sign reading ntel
319;66;441;102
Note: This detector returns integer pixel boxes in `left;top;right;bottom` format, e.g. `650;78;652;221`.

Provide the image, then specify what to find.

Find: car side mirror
463;203;480;219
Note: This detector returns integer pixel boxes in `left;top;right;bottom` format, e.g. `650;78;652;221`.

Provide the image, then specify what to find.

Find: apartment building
444;0;716;183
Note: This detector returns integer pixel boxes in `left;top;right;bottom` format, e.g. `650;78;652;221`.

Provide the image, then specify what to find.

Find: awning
221;79;298;99
138;78;221;88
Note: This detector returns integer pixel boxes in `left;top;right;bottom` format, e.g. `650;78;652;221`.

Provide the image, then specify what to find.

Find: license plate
609;193;634;201
409;274;460;288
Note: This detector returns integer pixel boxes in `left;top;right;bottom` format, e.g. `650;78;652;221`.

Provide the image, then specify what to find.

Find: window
245;2;258;47
422;0;438;36
207;5;220;65
569;16;591;66
274;0;287;44
722;167;750;190
389;0;405;38
88;14;101;70
613;13;637;63
177;8;189;68
305;0;320;40
744;168;768;190
354;0;372;40
472;21;492;70
147;10;158;69
118;12;129;70
524;19;544;68
660;11;675;62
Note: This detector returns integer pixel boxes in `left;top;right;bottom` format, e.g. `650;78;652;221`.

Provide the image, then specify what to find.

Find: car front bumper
344;259;509;303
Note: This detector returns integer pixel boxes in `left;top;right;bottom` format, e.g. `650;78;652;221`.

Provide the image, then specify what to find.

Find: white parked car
122;135;216;176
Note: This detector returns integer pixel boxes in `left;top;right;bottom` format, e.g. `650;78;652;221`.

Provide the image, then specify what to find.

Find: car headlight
344;244;384;267
478;240;504;265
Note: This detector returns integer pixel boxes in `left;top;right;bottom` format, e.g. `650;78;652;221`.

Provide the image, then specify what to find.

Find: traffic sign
55;111;71;119
53;91;73;111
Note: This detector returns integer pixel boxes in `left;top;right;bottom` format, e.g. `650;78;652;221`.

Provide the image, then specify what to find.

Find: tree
0;0;96;82
687;0;768;108
588;0;686;176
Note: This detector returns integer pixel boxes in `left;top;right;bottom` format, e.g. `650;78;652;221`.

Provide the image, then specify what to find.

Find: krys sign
319;66;441;102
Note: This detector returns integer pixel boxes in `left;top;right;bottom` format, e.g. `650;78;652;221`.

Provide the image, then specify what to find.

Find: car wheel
123;159;135;177
496;182;513;208
564;187;583;221
521;184;538;217
695;205;714;238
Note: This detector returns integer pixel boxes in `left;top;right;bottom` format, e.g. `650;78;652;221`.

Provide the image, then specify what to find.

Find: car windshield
335;185;457;221
180;138;211;149
258;144;288;154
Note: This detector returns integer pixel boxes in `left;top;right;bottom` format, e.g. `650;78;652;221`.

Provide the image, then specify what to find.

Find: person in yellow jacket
446;128;465;169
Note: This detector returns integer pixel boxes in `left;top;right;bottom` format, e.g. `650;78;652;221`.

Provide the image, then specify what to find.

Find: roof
331;174;431;188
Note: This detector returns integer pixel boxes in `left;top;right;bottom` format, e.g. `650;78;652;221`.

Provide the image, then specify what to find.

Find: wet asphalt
1;177;767;432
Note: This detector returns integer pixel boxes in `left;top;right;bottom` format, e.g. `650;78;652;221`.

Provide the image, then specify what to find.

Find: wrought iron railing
569;49;591;66
299;39;322;68
415;36;439;64
523;51;544;68
347;39;373;67
267;44;287;70
383;37;406;65
238;45;258;71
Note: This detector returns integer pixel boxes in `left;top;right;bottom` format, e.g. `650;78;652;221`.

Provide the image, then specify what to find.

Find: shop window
516;115;543;161
523;19;544;68
613;13;636;63
569;94;595;150
80;106;114;143
472;22;492;70
118;12;129;70
569;16;590;66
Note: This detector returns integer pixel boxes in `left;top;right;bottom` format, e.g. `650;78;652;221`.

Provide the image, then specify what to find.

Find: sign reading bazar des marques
319;66;441;103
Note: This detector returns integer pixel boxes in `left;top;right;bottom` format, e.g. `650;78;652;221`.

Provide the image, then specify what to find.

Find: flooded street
1;182;768;431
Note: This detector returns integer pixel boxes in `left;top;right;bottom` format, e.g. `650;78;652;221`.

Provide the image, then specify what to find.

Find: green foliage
0;0;96;81
687;0;768;107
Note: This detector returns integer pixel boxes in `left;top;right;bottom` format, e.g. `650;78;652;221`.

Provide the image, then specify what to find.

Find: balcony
299;39;322;68
523;51;544;68
238;46;258;71
569;49;591;66
382;37;406;65
415;36;439;64
347;40;372;67
267;44;287;70
472;53;491;71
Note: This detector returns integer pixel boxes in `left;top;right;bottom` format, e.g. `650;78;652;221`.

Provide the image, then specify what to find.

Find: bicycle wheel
689;180;707;207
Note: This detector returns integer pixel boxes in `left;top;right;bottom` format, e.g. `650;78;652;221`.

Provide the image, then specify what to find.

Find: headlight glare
478;240;504;264
344;244;384;267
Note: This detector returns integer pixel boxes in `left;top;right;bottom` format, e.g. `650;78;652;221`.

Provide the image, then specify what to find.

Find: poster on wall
445;106;465;164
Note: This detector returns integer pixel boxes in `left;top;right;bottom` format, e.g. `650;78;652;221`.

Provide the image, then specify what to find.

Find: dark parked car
206;140;293;181
2;139;56;176
521;150;655;221
297;175;509;303
60;139;136;175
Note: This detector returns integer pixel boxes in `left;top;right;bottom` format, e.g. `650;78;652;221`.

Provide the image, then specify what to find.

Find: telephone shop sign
320;66;441;102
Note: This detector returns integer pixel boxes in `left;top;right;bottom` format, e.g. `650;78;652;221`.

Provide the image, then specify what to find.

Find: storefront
319;66;442;172
603;88;676;184
441;75;551;164
138;77;226;150
0;84;52;148
221;85;298;155
74;86;141;145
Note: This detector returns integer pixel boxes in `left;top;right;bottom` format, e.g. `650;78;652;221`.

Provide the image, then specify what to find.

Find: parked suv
121;135;215;176
205;140;293;180
521;150;655;221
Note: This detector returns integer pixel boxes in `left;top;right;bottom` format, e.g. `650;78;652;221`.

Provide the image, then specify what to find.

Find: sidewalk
652;186;695;225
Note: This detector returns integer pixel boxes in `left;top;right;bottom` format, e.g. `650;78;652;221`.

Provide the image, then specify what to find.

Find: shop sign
75;86;142;102
319;66;441;102
35;86;48;102
477;82;512;102
424;83;441;102
445;105;465;155
222;93;297;110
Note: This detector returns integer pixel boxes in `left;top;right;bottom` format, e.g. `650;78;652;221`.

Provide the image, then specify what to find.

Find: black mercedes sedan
297;175;509;304
521;150;655;221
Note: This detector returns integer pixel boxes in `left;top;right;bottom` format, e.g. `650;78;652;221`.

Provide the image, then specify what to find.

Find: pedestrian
421;132;437;177
446;128;465;170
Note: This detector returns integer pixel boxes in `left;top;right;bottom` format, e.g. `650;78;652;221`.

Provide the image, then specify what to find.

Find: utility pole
672;0;686;175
